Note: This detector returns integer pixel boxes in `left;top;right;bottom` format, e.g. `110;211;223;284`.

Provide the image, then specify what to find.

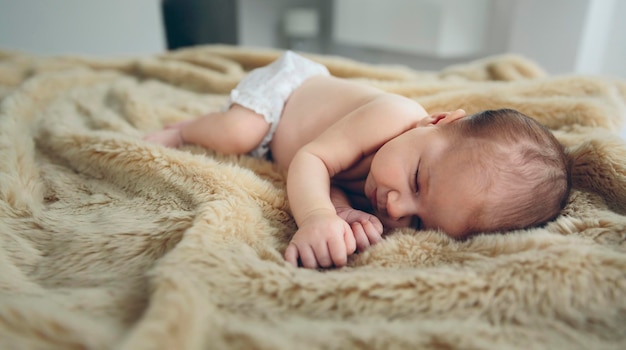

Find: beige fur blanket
1;45;625;350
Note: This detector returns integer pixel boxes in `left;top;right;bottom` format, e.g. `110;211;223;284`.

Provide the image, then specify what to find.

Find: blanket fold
1;45;625;350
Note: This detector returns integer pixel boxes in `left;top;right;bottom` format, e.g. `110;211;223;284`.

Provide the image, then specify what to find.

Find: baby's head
367;108;570;239
439;108;571;235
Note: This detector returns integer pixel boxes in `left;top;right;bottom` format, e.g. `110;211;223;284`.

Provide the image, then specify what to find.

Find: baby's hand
336;208;384;252
284;212;357;269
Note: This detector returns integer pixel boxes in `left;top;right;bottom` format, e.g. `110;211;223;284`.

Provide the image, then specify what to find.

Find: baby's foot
164;119;194;130
144;129;184;148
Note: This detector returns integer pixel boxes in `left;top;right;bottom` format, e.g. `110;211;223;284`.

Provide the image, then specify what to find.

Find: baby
145;51;571;269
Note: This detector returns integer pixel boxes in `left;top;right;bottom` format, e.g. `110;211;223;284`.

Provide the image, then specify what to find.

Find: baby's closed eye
413;167;420;193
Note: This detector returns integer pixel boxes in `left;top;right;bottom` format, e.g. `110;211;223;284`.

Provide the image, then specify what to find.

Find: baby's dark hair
443;108;571;234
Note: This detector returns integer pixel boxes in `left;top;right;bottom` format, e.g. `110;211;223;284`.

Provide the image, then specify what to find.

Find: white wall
0;0;623;137
238;0;625;79
0;0;622;78
506;0;625;78
332;0;491;58
574;0;616;76
238;0;286;49
602;0;626;79
503;0;626;139
0;0;165;56
507;0;589;75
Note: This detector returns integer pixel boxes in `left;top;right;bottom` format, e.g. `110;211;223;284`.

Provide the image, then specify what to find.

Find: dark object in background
161;0;238;50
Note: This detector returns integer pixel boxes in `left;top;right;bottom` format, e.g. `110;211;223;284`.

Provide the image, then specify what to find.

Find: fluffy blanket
1;45;625;350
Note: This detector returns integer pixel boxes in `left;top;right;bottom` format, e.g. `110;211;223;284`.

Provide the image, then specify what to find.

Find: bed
0;45;625;349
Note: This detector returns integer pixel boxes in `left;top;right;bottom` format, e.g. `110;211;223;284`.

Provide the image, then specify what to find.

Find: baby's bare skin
271;76;387;167
273;77;474;269
145;75;470;269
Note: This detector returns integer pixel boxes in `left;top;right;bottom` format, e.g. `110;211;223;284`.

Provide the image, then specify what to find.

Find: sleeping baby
145;51;571;269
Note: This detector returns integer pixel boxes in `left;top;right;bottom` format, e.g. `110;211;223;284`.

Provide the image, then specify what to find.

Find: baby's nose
386;191;413;220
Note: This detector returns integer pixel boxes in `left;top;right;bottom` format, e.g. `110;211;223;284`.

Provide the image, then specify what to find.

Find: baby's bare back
270;76;383;169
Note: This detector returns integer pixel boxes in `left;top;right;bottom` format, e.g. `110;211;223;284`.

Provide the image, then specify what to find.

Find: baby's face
365;122;483;238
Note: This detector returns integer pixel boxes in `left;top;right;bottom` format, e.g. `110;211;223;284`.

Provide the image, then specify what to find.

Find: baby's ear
427;109;466;126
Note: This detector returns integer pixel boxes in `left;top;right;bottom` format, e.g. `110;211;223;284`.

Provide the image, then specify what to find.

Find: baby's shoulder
344;93;428;134
376;93;428;120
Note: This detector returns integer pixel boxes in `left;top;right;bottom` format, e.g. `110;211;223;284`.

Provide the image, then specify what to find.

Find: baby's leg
181;104;270;154
143;128;185;148
163;119;194;130
143;119;198;147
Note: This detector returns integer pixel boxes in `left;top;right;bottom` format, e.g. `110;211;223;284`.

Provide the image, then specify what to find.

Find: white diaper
228;50;330;158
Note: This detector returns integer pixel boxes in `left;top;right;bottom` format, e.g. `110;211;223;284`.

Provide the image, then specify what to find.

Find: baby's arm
284;149;356;269
284;94;424;269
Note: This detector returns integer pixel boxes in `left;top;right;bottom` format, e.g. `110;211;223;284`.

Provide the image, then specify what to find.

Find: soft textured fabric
0;45;625;350
228;50;329;158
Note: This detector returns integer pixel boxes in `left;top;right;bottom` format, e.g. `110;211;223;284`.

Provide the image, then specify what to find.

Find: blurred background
0;0;624;137
0;0;624;78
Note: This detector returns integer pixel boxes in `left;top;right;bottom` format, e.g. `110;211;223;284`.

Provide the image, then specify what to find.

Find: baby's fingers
366;216;384;235
299;245;318;269
328;234;348;267
344;226;356;255
363;220;384;246
313;241;333;268
284;243;299;267
285;243;319;269
352;222;370;252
